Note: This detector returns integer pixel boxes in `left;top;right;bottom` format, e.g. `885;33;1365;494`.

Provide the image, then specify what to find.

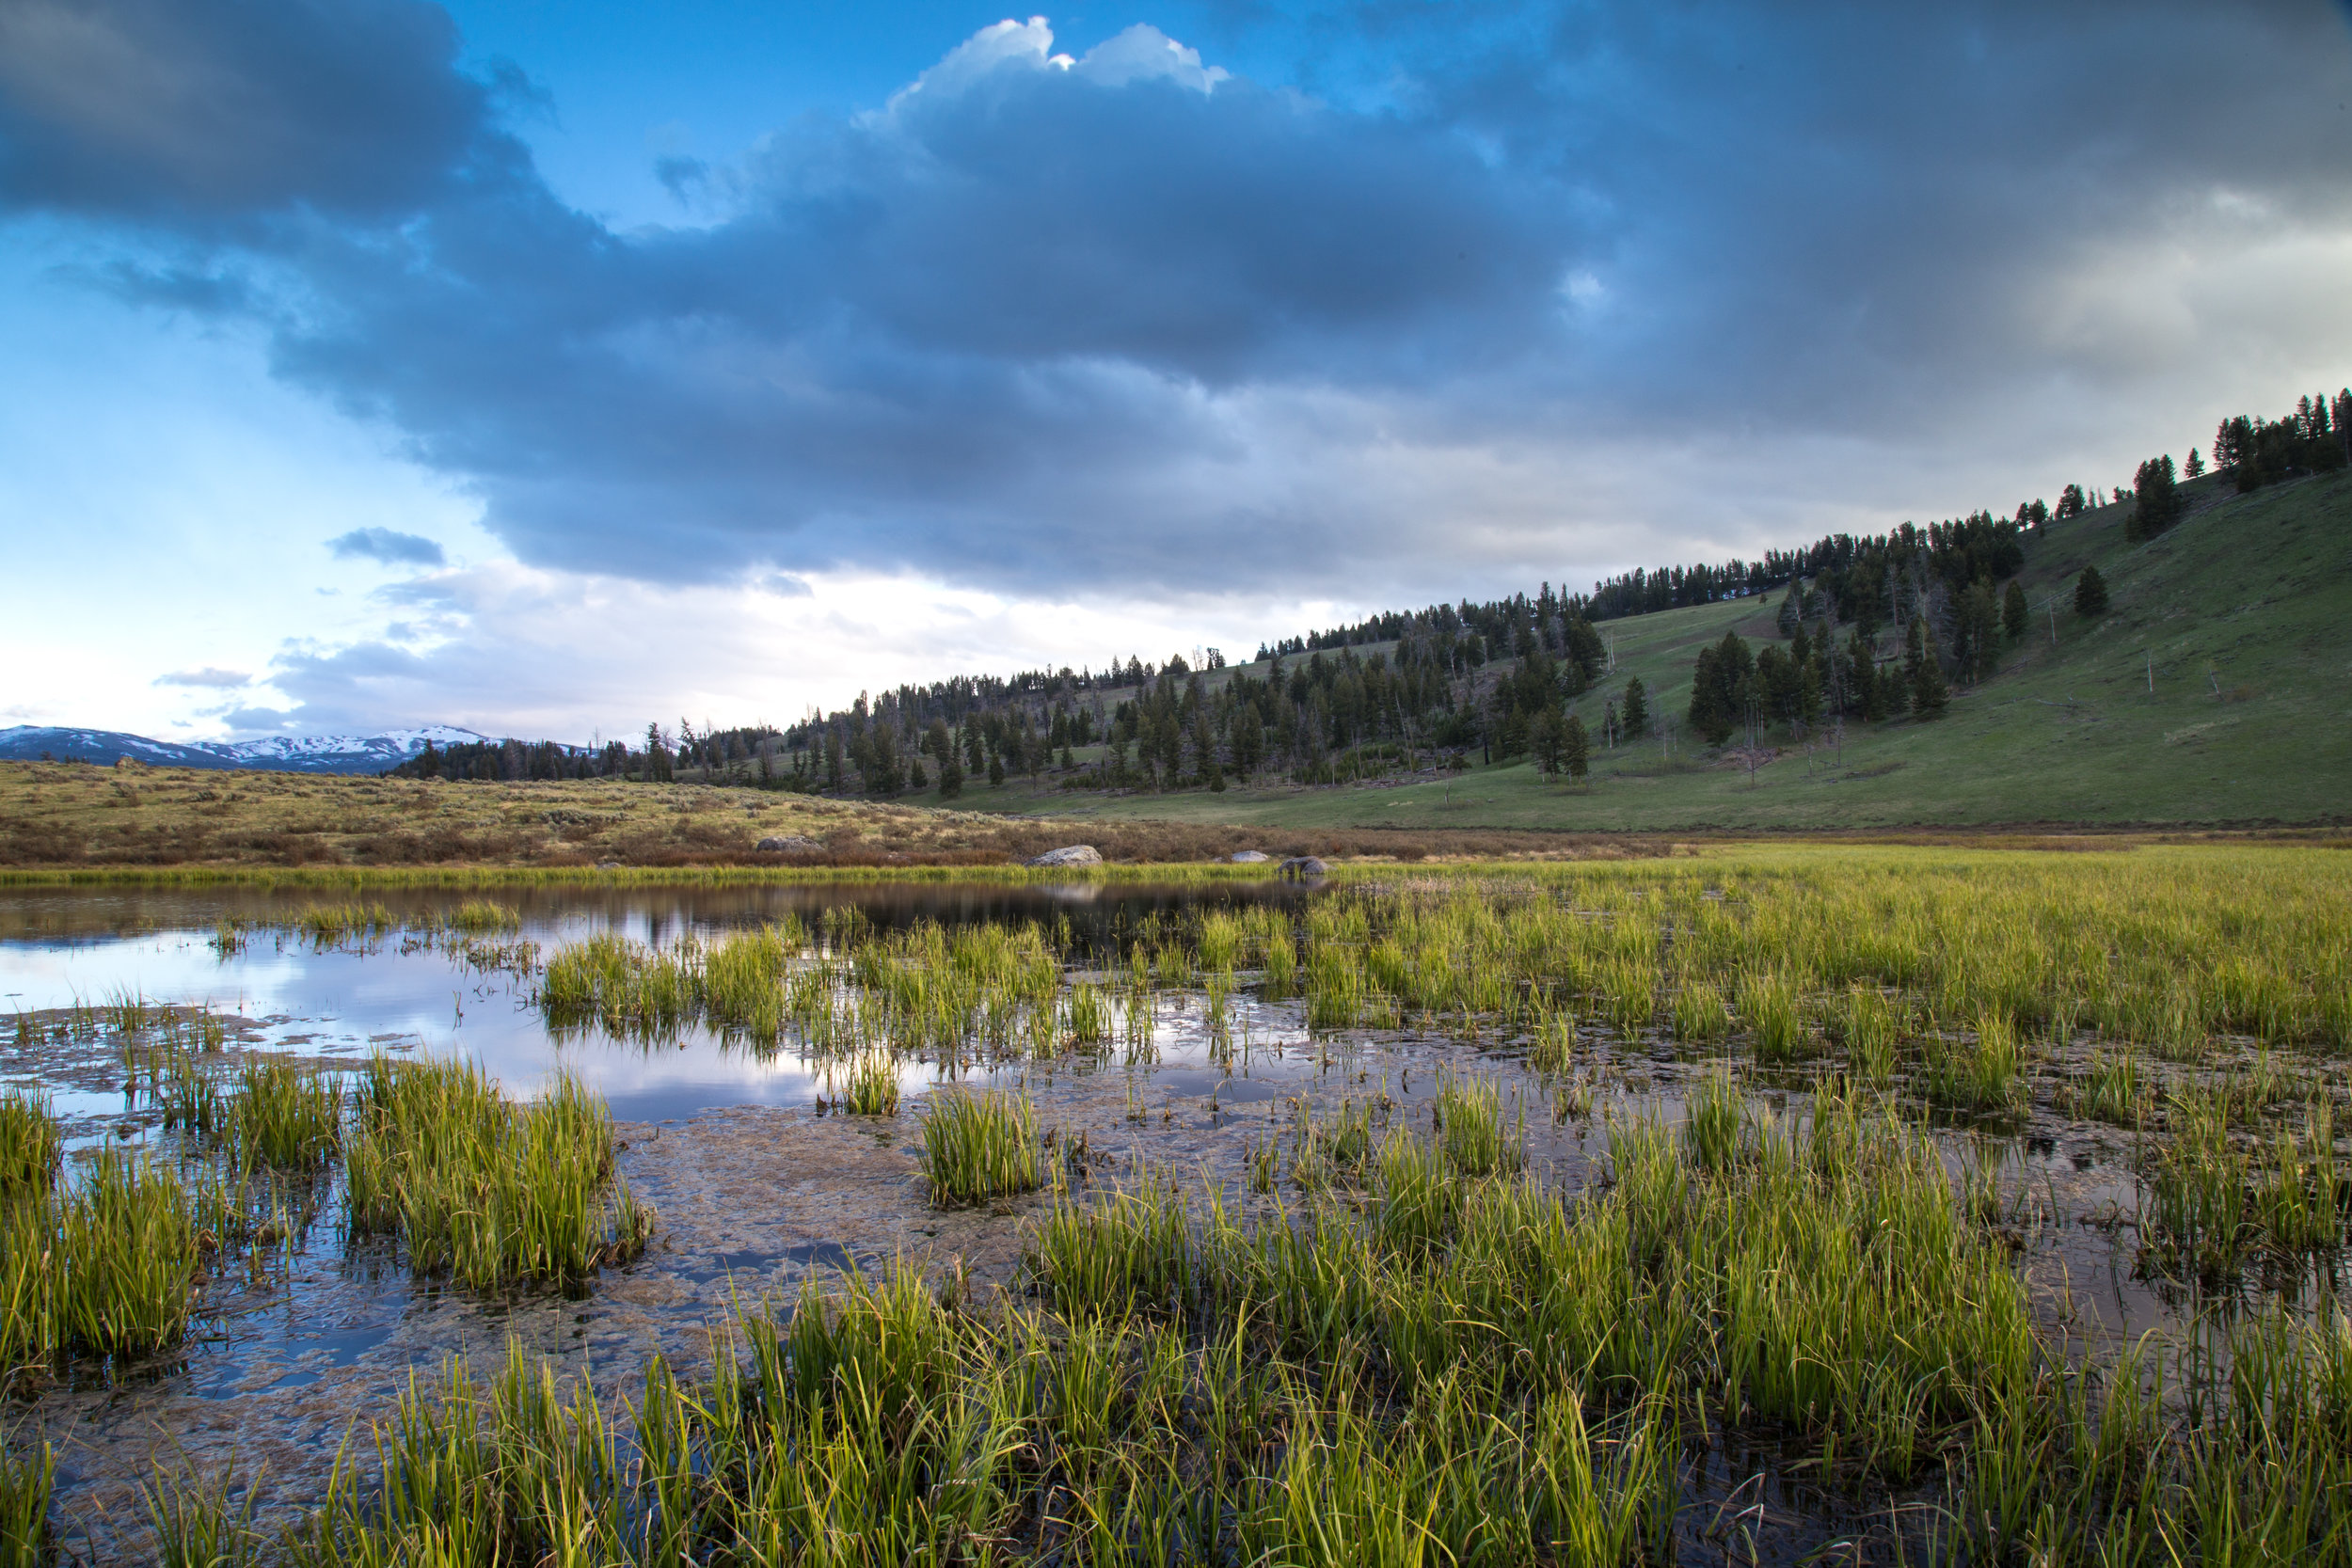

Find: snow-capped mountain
0;724;491;774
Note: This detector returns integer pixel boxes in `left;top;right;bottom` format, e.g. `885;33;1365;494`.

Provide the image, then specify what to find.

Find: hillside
961;467;2351;831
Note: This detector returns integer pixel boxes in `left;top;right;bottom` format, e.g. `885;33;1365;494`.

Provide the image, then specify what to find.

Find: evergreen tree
1532;707;1566;776
1687;631;1752;746
2002;578;2028;642
1563;714;1590;784
1959;581;2001;682
2074;565;2109;618
2183;448;2204;479
988;752;1006;786
1906;618;1948;717
2129;455;2181;541
1620;675;1648;737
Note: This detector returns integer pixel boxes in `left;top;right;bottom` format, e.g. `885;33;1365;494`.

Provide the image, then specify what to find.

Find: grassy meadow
1;843;2335;1560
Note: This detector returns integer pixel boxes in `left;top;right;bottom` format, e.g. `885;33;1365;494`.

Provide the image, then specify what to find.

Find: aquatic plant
919;1091;1041;1208
345;1058;650;1291
222;1058;342;1170
0;1093;59;1203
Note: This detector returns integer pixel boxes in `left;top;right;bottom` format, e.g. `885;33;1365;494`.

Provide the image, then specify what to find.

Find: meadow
1;843;2347;1562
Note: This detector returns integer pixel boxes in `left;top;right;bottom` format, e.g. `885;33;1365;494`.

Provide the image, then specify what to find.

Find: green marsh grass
0;1094;59;1202
1924;1010;2025;1114
839;1054;900;1117
1670;979;1727;1044
438;899;521;934
2069;1047;2150;1126
223;1058;342;1170
2;1152;201;1374
1433;1073;1521;1177
99;1022;2352;1568
920;1091;1041;1207
0;1440;52;1566
1833;984;1900;1083
295;902;396;946
1739;969;1805;1063
346;1059;649;1290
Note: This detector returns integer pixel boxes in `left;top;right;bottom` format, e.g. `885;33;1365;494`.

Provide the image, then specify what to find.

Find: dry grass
0;761;1697;870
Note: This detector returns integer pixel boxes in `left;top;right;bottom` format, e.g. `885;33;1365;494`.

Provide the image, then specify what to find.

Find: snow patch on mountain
0;724;492;774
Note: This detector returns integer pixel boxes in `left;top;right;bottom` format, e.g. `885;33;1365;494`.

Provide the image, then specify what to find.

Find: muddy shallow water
0;879;2338;1560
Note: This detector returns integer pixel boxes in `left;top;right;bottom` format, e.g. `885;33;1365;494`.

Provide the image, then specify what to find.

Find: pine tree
2129;455;2181;541
2074;565;2109;618
1532;707;1566;776
988;752;1006;786
2002;578;2028;642
2183;448;2204;479
1563;714;1590;784
1906;618;1948;717
1620;675;1648;737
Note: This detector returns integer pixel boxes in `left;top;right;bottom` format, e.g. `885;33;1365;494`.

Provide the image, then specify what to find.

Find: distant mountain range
0;724;490;775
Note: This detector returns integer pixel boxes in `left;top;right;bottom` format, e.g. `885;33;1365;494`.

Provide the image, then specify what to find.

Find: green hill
969;467;2352;831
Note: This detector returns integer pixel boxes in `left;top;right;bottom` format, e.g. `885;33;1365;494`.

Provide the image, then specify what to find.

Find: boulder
1027;844;1103;867
1278;855;1329;879
755;834;822;852
1230;849;1272;863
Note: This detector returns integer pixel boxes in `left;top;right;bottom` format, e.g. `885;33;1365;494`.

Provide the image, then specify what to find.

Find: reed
839;1054;900;1117
1924;1010;2025;1114
1433;1074;1521;1177
1670;980;1728;1044
346;1059;650;1290
1834;984;1900;1082
295;902;396;946
438;899;521;934
0;1094;58;1202
222;1058;342;1169
920;1091;1041;1207
0;1440;52;1566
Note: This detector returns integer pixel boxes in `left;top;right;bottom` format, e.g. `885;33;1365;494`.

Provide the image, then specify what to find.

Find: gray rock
1278;855;1329;879
1230;849;1272;863
1026;844;1104;867
755;835;822;852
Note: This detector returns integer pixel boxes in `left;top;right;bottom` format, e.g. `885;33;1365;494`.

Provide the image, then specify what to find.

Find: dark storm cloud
230;17;1584;588
327;526;447;565
0;0;498;221
8;1;2351;599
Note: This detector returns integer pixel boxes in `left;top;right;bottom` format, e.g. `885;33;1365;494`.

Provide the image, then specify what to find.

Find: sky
4;0;2350;743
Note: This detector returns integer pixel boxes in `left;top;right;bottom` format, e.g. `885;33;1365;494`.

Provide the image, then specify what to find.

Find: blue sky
5;0;2350;742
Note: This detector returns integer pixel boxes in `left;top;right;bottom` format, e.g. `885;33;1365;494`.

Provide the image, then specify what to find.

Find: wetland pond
0;857;2346;1563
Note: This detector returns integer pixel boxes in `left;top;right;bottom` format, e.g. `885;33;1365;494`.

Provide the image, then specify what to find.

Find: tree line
388;379;2342;795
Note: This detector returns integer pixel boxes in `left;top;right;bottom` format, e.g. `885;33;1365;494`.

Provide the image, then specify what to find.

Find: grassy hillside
967;467;2352;831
